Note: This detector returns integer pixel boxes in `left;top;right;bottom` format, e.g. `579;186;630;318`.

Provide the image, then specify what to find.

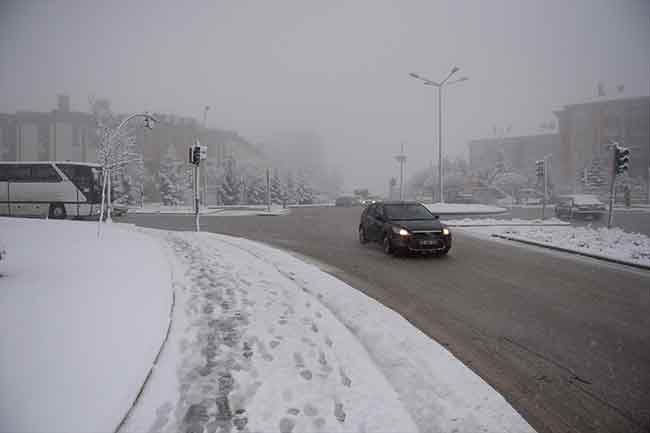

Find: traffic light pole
542;165;547;220
607;146;617;229
194;163;200;232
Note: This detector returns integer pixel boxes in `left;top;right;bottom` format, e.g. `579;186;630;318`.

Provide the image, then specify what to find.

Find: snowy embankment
459;221;650;267
124;231;535;433
425;203;507;215
444;217;570;226
130;203;290;216
0;218;172;433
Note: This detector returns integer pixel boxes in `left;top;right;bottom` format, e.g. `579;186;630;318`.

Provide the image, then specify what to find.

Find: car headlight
442;227;450;236
392;226;410;236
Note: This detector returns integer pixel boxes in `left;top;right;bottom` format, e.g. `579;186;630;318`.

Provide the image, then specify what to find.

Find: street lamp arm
114;112;158;134
446;77;469;86
439;66;461;86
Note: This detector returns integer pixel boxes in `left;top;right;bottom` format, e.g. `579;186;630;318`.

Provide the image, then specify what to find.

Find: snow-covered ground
425;203;507;215
458;221;650;267
129;203;290;216
0;218;172;433
444;217;570;226
1;218;536;433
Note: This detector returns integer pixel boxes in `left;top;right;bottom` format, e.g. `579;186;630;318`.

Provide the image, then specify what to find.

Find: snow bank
0;218;173;433
460;224;650;267
445;217;569;226
425;203;507;215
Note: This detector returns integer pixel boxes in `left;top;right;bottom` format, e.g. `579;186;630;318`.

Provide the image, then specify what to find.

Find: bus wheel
49;203;67;219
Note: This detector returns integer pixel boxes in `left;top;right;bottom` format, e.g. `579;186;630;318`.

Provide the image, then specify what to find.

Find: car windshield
572;195;602;205
384;204;434;220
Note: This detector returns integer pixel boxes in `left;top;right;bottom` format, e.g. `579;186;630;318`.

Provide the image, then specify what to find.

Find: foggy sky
1;0;649;194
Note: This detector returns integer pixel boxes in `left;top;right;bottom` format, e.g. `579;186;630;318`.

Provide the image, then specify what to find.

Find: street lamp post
395;143;407;200
409;68;468;203
201;105;210;206
97;112;157;238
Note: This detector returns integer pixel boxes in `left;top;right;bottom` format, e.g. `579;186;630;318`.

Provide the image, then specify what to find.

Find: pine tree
270;170;283;204
220;158;240;205
159;144;185;206
295;171;314;204
285;171;296;204
246;176;267;205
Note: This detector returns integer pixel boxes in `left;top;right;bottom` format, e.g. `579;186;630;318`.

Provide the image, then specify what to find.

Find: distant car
358;201;452;256
335;196;361;207
518;188;544;205
554;194;606;220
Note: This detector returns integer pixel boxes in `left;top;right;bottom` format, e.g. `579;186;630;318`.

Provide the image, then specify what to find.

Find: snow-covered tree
158;144;185;206
219;157;240;205
270;170;283;204
285;171;296;204
246;176;267;205
295;170;314;204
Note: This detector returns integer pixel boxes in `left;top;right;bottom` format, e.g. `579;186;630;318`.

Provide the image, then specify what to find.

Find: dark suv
359;201;451;256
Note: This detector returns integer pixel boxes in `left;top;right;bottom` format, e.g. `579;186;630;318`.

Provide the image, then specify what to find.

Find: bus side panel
10;180;78;217
0;181;8;216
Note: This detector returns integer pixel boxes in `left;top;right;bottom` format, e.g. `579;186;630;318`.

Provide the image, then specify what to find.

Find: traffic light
189;145;201;165
614;145;630;175
535;159;545;178
193;145;201;165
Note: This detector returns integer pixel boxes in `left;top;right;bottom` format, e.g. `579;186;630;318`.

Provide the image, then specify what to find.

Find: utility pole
201;106;210;206
395;143;407;200
608;142;631;228
266;168;271;213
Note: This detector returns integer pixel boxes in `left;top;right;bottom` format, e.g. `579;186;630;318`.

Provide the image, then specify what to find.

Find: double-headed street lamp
409;68;468;203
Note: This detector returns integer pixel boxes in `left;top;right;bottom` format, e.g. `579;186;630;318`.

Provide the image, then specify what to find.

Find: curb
449;224;570;227
113;240;178;433
491;234;650;271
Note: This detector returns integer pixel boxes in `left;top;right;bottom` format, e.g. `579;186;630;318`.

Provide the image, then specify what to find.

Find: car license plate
421;240;437;246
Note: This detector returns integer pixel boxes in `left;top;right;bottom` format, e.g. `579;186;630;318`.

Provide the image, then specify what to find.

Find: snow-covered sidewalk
458;222;650;268
0;218;173;433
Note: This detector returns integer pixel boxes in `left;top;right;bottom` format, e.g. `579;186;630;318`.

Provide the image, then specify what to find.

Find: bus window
32;164;62;182
7;165;31;182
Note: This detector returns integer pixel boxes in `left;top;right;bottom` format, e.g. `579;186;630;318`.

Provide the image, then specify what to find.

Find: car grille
409;231;444;249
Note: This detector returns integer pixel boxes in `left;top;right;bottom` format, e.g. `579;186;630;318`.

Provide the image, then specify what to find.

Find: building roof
557;94;650;111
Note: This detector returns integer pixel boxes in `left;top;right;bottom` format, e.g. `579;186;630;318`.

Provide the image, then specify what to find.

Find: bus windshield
56;164;103;204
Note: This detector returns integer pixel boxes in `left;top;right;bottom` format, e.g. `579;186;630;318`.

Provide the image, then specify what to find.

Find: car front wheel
383;234;394;255
358;226;367;244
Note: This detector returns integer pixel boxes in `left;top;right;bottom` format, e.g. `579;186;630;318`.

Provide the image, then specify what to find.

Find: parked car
554;194;606;220
335;196;361;207
518;188;544;205
358;201;451;256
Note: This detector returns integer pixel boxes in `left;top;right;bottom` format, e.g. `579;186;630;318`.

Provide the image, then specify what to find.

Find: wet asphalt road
124;207;650;433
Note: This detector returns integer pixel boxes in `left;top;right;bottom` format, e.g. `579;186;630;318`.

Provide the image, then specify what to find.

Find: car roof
558;194;603;203
376;201;423;206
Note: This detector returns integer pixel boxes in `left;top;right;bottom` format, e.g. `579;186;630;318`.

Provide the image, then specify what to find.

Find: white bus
0;161;105;219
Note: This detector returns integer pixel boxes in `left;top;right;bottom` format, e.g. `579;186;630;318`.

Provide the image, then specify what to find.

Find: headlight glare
392;226;410;236
442;228;450;236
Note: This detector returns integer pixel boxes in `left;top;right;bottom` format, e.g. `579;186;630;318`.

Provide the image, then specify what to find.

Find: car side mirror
434;215;439;220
